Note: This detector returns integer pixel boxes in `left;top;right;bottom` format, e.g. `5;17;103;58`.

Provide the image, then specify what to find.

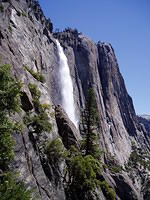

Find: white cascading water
56;40;78;127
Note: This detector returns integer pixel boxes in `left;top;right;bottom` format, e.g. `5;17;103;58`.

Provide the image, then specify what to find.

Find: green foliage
31;112;51;134
24;83;51;134
24;110;51;135
110;165;122;173
24;65;45;83
102;163;108;171
65;141;115;199
65;145;79;158
129;150;138;166
128;144;150;170
28;83;41;98
40;103;50;111
0;64;22;114
64;88;107;198
28;83;41;111
9;25;12;34
45;138;64;164
66;152;101;198
0;116;14;169
21;11;27;17
0;64;22;169
81;88;101;159
86;88;98;123
0;172;32;200
99;181;115;200
0;4;4;13
0;64;33;199
105;154;122;174
80;137;101;160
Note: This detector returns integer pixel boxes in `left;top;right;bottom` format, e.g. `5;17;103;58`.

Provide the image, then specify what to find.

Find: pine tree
81;88;101;159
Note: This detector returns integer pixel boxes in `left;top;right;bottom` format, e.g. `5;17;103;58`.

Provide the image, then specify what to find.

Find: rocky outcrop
138;115;150;134
55;105;81;149
112;174;141;200
0;1;150;200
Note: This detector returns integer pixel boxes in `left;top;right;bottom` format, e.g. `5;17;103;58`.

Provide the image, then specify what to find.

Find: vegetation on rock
24;83;51;134
45;137;64;165
0;64;22;169
67;154;101;191
0;64;22;114
106;154;122;174
128;142;150;170
65;144;101;200
0;64;32;199
99;180;115;200
0;172;32;200
80;88;101;159
64;88;115;200
0;4;4;13
24;65;45;83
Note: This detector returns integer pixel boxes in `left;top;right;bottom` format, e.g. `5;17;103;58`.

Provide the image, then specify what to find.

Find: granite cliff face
55;30;150;164
0;0;150;200
138;115;150;134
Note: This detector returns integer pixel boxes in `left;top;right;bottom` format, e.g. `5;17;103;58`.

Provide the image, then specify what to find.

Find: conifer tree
81;88;100;159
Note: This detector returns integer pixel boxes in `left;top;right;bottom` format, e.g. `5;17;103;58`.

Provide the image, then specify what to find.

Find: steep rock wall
0;1;65;199
138;115;150;134
0;0;150;199
55;29;150;165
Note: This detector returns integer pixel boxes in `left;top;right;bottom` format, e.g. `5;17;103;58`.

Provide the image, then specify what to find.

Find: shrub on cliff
65;145;104;199
0;64;32;199
0;4;4;13
45;138;64;165
0;172;32;200
0;114;14;169
99;181;115;200
66;153;101;199
0;64;22;113
0;64;22;169
24;83;51;134
24;65;45;83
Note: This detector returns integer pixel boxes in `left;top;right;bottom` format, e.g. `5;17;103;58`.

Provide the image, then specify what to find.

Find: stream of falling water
56;40;78;127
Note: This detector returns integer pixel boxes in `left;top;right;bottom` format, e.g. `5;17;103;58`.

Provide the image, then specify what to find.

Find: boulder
55;105;81;149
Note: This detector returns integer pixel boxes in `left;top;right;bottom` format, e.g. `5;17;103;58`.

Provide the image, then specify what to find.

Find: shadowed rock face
21;86;34;111
0;1;150;200
55;105;81;149
112;174;140;200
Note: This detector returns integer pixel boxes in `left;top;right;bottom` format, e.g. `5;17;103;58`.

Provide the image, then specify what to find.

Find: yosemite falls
56;40;78;127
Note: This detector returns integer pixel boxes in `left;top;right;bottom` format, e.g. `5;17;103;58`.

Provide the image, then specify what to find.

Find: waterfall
56;40;78;127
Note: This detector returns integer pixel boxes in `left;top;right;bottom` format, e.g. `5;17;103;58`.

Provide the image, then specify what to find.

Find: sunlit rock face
55;30;150;164
138;115;150;133
0;1;150;200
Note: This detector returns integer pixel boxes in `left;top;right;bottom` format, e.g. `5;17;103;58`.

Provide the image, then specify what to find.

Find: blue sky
39;0;150;115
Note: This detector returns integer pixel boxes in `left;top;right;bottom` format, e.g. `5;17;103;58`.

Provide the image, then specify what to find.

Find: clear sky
39;0;150;115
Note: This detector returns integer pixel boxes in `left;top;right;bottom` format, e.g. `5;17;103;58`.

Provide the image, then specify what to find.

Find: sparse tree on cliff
80;88;101;159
